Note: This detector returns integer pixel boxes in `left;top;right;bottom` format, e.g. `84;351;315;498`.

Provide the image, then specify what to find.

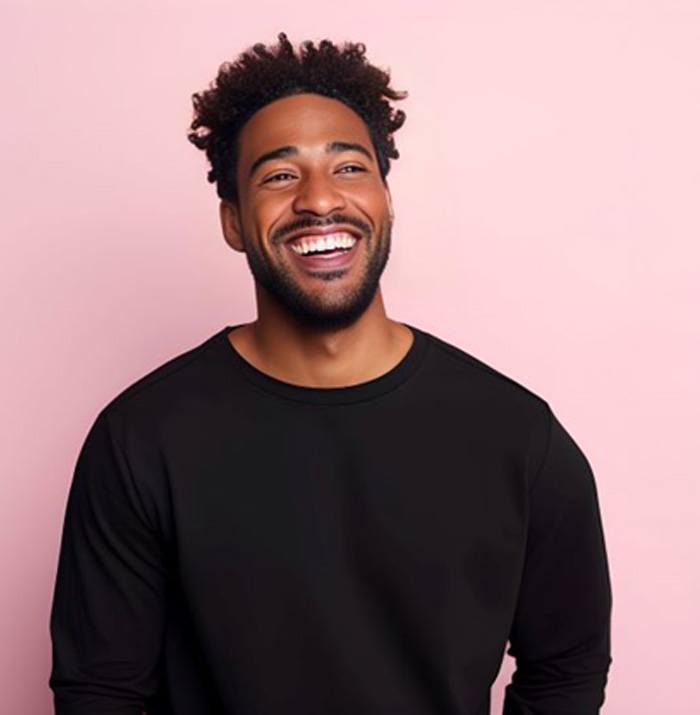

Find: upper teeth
290;232;357;255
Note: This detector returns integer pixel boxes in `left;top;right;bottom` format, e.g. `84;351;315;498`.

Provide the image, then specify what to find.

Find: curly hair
187;31;408;204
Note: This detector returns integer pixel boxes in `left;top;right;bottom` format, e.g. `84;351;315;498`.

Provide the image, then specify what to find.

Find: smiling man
218;89;409;381
49;32;613;715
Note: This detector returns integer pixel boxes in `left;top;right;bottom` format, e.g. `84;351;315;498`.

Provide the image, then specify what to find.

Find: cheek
245;204;286;250
352;190;389;223
365;184;391;213
254;195;295;233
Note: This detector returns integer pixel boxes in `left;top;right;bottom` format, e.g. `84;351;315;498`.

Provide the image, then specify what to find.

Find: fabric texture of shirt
49;323;613;714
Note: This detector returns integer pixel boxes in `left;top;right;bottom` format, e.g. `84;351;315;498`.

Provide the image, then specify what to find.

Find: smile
285;232;362;272
288;232;358;255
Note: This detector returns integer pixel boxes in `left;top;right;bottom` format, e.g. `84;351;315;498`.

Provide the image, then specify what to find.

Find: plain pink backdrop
1;1;698;712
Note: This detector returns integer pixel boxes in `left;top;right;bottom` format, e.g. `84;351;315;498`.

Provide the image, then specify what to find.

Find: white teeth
290;232;357;255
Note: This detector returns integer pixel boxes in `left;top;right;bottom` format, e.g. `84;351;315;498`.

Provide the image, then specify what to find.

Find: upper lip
284;225;364;244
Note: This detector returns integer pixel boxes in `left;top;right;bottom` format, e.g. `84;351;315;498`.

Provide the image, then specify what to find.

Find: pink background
1;1;698;712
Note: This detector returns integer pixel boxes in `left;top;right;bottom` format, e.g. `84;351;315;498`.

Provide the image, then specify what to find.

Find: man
49;31;613;714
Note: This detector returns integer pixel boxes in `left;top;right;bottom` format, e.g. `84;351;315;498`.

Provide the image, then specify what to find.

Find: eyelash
263;165;366;183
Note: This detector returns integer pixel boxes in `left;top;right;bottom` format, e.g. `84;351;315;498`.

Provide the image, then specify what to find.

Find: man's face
220;92;394;331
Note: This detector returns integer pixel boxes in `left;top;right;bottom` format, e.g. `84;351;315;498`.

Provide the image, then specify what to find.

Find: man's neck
227;312;414;389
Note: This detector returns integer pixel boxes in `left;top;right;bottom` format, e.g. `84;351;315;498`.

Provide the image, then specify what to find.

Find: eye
263;172;296;183
338;165;366;174
261;165;366;185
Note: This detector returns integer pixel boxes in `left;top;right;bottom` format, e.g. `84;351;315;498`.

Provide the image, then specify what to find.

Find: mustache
272;214;372;244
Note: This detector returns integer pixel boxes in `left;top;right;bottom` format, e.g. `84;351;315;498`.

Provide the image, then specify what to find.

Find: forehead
237;93;373;163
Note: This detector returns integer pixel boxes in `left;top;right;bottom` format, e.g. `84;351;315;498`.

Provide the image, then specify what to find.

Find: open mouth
285;231;362;271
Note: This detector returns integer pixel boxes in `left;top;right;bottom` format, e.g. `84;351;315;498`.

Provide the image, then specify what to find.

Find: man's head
188;32;407;330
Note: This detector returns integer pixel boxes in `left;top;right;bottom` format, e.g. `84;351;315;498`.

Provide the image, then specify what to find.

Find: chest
164;403;527;607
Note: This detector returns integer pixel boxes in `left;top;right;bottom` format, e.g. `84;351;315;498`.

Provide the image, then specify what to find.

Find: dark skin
219;92;414;388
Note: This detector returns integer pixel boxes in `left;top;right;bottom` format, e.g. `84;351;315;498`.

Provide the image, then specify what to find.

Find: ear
219;199;245;252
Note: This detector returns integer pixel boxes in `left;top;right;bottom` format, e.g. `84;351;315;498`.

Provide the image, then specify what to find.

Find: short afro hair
187;31;408;204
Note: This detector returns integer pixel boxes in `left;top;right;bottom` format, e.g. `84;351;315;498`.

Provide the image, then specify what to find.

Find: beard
241;214;393;331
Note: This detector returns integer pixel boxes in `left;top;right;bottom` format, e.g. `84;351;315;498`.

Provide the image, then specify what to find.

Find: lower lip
286;238;362;272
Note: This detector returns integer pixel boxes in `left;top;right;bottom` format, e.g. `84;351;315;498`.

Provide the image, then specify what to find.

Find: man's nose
291;173;346;215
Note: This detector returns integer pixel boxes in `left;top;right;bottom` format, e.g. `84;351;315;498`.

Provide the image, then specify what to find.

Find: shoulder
94;327;228;438
416;326;554;474
420;327;550;414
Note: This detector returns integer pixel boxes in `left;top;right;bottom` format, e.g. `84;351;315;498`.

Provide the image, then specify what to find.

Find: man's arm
48;411;169;714
504;406;613;714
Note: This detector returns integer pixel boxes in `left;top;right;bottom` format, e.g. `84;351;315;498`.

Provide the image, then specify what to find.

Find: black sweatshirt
49;323;613;714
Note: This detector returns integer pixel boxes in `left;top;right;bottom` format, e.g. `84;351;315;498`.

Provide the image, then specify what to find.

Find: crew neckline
217;322;429;405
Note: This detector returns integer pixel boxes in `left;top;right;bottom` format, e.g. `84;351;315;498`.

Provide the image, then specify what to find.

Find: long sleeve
48;411;169;714
503;406;613;714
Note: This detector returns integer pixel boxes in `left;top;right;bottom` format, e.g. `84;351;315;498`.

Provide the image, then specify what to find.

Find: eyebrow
248;141;374;179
